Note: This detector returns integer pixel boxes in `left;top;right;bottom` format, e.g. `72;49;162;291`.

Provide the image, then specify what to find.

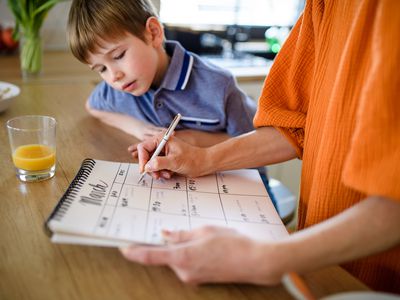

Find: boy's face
87;32;161;96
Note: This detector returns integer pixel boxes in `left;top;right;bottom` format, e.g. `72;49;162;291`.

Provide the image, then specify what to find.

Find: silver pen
137;113;182;184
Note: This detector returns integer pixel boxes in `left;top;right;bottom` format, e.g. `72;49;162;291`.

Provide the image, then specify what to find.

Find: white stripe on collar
180;115;220;124
180;55;194;90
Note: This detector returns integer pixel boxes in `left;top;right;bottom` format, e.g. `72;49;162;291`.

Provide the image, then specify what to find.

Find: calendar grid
48;159;288;246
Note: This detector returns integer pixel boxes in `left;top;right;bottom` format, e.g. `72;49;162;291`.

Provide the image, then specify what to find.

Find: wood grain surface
0;52;368;300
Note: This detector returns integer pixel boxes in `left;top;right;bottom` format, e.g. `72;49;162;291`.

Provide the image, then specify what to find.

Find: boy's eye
114;51;126;60
99;66;107;73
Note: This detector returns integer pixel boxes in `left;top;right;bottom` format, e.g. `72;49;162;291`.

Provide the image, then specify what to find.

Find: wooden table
0;52;369;299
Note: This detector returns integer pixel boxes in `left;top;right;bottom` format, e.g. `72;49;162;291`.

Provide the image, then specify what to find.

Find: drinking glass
7;115;56;182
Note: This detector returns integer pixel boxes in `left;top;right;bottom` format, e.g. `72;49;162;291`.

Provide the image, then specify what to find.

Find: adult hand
119;226;283;285
128;140;172;179
136;135;208;178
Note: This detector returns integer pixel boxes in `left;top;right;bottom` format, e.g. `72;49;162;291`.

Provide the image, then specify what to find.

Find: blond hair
68;0;158;63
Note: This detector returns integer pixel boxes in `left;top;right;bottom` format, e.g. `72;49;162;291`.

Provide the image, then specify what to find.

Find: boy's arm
85;99;164;140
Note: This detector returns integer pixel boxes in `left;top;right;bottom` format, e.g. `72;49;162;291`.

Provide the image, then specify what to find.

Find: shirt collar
160;41;194;91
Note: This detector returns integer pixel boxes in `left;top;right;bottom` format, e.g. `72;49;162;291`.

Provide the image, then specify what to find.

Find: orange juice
12;144;56;171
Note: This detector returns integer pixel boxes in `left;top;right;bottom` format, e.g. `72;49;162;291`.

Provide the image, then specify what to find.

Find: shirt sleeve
253;1;315;159
343;1;400;200
224;75;257;136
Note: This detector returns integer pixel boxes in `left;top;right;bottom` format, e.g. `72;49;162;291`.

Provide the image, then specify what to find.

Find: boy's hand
127;143;140;159
128;126;166;159
137;123;164;140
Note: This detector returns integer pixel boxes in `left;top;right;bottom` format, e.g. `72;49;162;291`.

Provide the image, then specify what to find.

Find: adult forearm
175;130;230;147
202;126;297;175
272;196;400;276
138;126;296;178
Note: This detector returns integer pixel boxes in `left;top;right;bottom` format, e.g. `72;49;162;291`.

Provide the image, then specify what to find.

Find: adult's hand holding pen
137;134;208;179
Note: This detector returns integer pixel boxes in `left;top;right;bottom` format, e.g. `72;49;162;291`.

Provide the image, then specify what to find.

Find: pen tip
137;173;145;184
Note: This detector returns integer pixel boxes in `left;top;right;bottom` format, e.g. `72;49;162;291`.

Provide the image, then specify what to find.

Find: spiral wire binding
44;158;96;236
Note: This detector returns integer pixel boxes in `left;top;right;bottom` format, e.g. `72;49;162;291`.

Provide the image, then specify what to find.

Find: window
160;0;304;28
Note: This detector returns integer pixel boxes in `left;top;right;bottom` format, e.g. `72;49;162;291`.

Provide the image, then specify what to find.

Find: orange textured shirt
254;0;400;293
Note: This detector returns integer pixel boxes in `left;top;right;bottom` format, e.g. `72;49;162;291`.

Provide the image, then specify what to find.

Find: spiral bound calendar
45;159;288;247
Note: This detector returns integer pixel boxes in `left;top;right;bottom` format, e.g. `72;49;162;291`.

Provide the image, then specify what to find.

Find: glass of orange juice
6;115;56;182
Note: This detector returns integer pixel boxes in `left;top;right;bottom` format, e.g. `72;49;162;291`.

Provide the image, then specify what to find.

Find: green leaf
33;0;60;17
6;0;64;35
12;23;20;40
6;0;22;23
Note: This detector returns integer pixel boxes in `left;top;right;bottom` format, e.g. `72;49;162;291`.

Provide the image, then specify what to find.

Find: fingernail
145;162;153;171
162;229;172;242
119;246;130;255
162;229;172;237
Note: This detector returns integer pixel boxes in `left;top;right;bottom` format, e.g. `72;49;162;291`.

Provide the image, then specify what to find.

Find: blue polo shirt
88;40;257;137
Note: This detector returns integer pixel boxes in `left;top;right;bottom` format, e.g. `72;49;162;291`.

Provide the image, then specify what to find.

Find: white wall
0;0;160;50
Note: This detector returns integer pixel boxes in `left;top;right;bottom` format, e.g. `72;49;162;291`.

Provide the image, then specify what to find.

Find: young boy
67;0;277;206
67;0;257;145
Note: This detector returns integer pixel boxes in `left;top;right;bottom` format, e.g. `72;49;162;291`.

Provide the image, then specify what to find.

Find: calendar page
46;159;288;247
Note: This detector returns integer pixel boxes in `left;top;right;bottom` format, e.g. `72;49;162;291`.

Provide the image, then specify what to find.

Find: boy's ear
145;17;164;47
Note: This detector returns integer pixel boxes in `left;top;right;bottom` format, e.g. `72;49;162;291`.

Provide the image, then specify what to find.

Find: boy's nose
112;70;124;83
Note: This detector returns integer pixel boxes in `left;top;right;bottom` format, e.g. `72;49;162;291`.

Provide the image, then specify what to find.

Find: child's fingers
144;126;165;138
131;150;138;159
127;144;137;152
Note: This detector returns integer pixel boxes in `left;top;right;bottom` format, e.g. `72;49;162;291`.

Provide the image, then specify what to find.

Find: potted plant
7;0;62;79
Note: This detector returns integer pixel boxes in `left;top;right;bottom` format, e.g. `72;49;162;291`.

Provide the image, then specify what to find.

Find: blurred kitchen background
0;0;304;54
0;0;304;226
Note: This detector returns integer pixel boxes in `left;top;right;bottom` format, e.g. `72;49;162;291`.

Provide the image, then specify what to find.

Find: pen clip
164;113;181;137
137;113;181;184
